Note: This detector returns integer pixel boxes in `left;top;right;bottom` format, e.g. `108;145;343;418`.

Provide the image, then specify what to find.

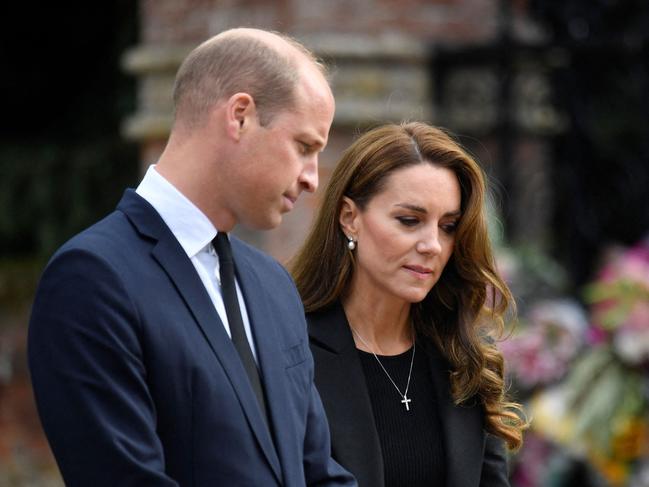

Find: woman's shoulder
305;301;347;331
306;301;357;354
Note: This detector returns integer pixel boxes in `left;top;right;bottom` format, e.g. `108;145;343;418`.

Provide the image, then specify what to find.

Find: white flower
613;328;649;365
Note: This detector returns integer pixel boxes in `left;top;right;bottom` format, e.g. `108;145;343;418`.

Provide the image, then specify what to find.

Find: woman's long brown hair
290;122;527;450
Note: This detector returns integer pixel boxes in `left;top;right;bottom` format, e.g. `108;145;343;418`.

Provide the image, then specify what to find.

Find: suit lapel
423;341;485;487
119;191;282;483
230;244;298;483
307;303;385;487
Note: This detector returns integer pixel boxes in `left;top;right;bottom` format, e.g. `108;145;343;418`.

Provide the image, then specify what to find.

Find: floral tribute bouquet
566;240;649;486
500;299;588;393
507;238;649;487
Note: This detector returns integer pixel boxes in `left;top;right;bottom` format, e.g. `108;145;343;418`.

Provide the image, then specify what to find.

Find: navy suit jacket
307;302;510;487
28;190;356;487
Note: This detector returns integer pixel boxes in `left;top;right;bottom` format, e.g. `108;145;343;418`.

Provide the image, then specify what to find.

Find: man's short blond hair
172;29;326;129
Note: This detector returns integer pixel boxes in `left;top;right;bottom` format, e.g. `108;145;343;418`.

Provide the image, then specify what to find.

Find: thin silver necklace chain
350;326;416;411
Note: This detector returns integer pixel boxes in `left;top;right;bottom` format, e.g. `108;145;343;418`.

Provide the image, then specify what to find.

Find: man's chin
242;214;283;231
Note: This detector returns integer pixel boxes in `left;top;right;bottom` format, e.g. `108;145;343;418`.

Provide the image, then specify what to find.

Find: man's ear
224;92;257;141
339;196;360;238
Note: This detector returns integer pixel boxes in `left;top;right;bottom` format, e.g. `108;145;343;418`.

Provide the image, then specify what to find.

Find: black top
308;302;511;487
358;341;446;487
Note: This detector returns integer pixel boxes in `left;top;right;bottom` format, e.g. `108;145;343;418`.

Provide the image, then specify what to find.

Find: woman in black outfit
291;122;526;487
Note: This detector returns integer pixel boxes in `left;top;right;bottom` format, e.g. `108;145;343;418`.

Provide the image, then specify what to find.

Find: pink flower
502;300;587;388
586;325;608;345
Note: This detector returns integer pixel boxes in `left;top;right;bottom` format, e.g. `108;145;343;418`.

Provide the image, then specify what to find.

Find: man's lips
283;193;298;210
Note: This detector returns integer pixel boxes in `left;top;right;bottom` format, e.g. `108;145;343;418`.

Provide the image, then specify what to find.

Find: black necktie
213;232;269;424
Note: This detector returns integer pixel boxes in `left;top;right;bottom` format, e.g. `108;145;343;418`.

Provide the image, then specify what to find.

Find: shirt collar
135;165;217;258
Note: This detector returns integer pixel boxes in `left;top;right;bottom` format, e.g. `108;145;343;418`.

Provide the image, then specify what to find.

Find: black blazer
307;302;510;487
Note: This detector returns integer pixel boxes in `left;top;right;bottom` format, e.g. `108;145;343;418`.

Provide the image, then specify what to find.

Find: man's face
227;73;335;230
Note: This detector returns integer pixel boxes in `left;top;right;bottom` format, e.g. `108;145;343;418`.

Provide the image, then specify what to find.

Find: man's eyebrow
394;203;462;218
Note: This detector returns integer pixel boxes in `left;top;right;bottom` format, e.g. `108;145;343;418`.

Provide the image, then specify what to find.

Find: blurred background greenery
0;2;139;262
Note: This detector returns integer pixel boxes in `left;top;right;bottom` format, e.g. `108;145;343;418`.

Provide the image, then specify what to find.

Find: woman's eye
441;222;458;234
299;142;311;154
396;217;419;227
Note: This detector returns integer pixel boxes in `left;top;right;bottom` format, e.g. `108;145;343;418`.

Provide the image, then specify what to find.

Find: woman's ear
339;196;359;238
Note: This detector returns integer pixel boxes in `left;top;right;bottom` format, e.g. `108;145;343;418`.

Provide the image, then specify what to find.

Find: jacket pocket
284;340;307;369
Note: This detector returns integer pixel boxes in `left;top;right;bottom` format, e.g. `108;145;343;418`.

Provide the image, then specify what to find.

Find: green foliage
0;137;138;259
563;347;646;453
584;278;649;330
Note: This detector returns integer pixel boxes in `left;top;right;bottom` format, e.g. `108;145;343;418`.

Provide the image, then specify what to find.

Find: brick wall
139;0;501;44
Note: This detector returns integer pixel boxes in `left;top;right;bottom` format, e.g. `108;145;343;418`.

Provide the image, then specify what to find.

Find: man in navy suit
28;28;355;486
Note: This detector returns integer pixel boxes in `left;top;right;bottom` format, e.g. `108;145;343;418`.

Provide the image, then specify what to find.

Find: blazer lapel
307;302;384;487
118;191;282;483
423;341;485;487
307;300;487;487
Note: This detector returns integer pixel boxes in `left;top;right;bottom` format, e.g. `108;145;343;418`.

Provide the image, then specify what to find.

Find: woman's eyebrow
394;203;462;218
394;203;427;214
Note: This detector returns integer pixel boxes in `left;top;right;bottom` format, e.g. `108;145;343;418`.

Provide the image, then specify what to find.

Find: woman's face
341;162;461;305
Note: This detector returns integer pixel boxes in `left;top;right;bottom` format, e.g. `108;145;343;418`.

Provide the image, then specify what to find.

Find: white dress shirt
136;165;258;360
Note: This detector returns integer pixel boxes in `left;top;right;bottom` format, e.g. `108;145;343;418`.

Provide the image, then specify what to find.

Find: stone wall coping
122;45;194;74
299;33;429;62
122;33;429;75
121;113;174;141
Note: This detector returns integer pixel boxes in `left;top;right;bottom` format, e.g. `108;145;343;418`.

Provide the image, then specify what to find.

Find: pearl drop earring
347;235;356;250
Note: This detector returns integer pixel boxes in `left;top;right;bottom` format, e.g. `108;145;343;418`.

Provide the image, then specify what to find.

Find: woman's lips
403;265;434;279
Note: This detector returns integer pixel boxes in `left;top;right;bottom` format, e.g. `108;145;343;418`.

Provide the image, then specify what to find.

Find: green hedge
0;138;138;260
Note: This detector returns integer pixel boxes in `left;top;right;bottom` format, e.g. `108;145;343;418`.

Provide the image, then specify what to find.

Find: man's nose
299;155;319;193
